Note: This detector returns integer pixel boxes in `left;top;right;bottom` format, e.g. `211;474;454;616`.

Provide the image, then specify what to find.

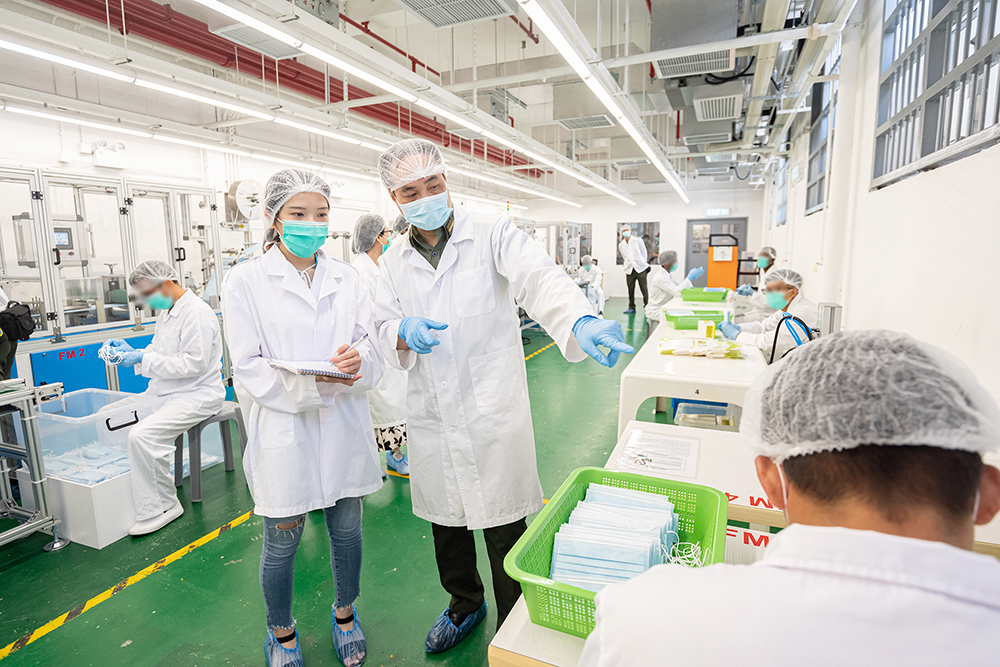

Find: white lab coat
374;208;594;530
644;267;691;323
624;236;648;273
579;524;1000;666
738;266;778;323
736;293;817;363
617;239;633;274
351;252;407;428
223;247;384;518
577;265;604;315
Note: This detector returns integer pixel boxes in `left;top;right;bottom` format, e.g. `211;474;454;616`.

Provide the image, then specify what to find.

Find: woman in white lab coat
223;169;382;667
719;268;817;363
350;213;409;477
644;250;705;339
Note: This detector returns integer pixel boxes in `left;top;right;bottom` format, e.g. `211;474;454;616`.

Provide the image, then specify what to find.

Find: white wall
525;188;765;297
757;0;1000;402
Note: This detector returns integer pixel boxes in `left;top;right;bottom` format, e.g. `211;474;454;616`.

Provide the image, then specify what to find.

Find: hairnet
129;260;177;288
764;268;803;290
581;255;593;265
740;330;1000;464
393;214;408;235
659;250;678;267
758;246;777;259
378;138;446;192
263;168;332;224
352;213;386;254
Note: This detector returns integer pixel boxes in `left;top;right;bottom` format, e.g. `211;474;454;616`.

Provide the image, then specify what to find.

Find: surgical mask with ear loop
775;463;791;524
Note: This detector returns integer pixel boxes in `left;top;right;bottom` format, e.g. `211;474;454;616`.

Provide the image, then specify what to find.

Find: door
0;169;53;333
685;218;747;288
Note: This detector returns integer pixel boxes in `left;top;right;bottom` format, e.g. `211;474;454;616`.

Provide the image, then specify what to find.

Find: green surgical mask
757;257;771;269
583;265;592;271
765;291;789;310
280;220;329;258
146;292;174;311
382;236;392;254
669;263;679;272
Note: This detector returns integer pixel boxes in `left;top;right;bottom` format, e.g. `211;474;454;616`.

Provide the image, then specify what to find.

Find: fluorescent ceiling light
3;105;154;137
190;0;303;48
0;37;135;83
453;190;528;210
298;44;419;103
275;117;361;144
451;167;582;208
136;79;273;120
153;135;252;155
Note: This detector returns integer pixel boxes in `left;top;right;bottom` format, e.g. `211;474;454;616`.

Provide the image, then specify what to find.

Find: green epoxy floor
0;299;650;666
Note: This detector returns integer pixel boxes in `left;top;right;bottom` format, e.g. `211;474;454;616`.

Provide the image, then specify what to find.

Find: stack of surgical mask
42;442;132;486
549;484;681;592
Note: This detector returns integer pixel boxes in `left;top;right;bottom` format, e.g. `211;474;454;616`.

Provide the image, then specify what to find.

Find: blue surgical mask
766;291;790;310
146;292;174;311
280;221;328;258
399;191;452;231
622;230;631;238
757;257;771;269
669;263;679;272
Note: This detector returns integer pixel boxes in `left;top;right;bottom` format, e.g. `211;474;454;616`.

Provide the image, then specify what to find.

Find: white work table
660;297;732;316
617;322;767;436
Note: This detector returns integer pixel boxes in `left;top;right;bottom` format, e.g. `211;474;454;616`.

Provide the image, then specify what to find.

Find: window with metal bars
807;38;842;214
874;0;1000;185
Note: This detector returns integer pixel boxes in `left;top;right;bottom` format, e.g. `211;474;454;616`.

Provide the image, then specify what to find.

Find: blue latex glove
686;267;706;282
119;348;146;368
719;321;741;340
736;284;754;296
398;317;449;354
106;338;134;352
572;316;635;368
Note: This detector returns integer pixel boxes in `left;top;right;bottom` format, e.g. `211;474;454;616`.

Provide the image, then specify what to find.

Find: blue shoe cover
424;602;488;654
264;628;304;667
623;308;636;314
386;451;409;477
332;604;367;667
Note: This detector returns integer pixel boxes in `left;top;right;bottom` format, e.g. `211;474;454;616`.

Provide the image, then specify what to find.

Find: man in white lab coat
580;330;1000;666
719;268;817;363
576;255;604;315
103;261;225;535
618;225;649;314
373;139;634;653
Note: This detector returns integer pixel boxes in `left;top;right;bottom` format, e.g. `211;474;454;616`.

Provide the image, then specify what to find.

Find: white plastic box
17;389;225;549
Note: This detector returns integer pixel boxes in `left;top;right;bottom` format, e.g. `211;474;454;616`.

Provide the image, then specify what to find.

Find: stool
174;401;248;502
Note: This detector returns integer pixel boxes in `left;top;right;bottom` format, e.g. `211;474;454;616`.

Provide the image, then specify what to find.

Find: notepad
268;360;354;379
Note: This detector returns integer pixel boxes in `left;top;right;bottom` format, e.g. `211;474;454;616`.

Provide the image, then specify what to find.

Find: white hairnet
129;260;177;288
581;255;593;265
263;168;332;224
393;214;408;235
758;246;777;259
764;268;803;290
378;138;447;192
659;250;678;267
352;213;386;254
740;330;1000;464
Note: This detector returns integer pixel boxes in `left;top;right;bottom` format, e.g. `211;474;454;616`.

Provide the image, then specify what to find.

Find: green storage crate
664;310;725;330
681;287;729;302
503;467;728;639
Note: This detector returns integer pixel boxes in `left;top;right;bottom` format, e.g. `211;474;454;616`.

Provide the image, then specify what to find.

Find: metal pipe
339;13;441;77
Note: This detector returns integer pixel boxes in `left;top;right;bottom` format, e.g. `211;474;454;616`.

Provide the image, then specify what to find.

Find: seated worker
350;213;410;477
577;255;604;316
719;268;816;362
580;330;1000;666
735;246;778;323
103;261;225;535
644;250;704;339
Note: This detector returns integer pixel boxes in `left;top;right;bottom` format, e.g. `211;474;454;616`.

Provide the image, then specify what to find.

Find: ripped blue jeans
259;497;363;629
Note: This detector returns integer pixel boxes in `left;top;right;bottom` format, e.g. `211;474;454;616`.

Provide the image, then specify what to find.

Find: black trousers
0;337;16;380
432;518;527;629
626;268;649;309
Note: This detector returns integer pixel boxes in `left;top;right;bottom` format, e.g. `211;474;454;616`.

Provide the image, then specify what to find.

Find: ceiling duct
692;81;745;122
650;0;739;79
612;157;651;168
209;0;337;59
392;0;518;28
557;115;615;131
680;120;734;146
554;82;617;132
705;153;738;162
697;166;731;176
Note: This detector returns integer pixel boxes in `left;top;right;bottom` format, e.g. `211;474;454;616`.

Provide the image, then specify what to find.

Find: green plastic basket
503;467;728;639
681;287;729;302
664;310;725;330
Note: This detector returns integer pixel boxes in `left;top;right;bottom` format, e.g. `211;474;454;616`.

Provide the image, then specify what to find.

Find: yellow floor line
524;341;557;361
0;510;255;660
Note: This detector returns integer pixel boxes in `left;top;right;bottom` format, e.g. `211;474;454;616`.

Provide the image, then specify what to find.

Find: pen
345;333;369;352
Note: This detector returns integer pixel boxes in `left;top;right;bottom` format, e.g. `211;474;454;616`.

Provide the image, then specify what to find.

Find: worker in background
351;213;409;478
619;225;649;314
644;250;705;339
374;138;633;653
719;268;817;363
577;255;604;316
0;285;15;380
735;246;778;323
102;261;225;536
393;213;409;237
223;169;382;667
579;330;1000;666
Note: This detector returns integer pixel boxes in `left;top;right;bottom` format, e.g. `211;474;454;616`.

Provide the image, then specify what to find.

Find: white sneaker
129;502;184;536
